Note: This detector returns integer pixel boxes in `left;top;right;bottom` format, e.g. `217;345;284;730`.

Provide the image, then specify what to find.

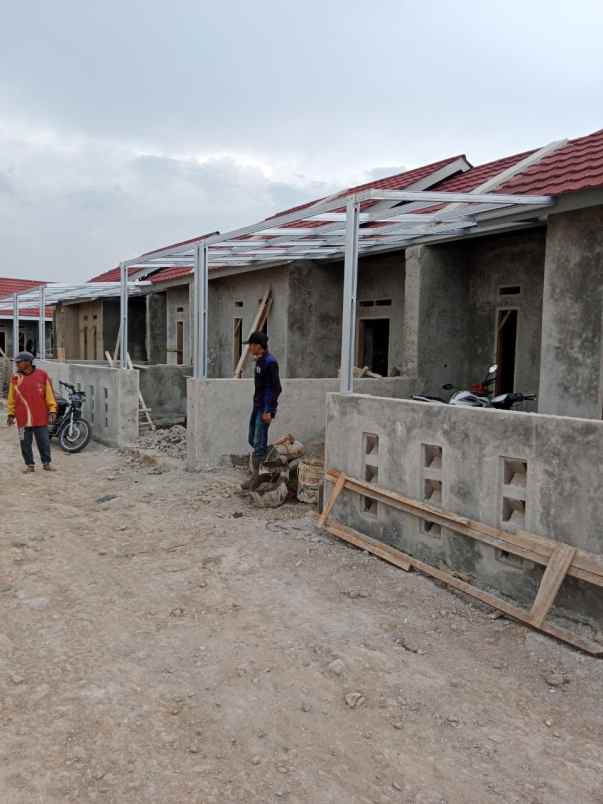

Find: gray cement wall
166;285;193;366
405;229;546;399
139;364;191;425
187;376;416;469
146;292;167;364
539;206;603;419
38;359;139;447
208;266;290;378
325;393;603;629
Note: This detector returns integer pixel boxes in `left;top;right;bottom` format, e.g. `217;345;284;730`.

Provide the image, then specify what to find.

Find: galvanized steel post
38;285;46;359
119;263;128;369
193;242;209;379
12;293;19;360
340;200;360;393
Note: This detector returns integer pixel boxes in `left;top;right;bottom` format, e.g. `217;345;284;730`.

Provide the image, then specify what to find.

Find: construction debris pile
138;424;187;459
248;434;307;509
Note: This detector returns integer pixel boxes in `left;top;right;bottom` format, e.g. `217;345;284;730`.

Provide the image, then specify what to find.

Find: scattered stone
544;719;553;728
232;512;244;519
328;659;345;676
346;590;369;599
10;673;25;685
553;732;561;739
446;716;460;727
138;425;187;459
189;743;200;754
106;475;117;481
392;721;404;730
544;671;568;688
251;756;261;765
169;607;185;617
96;495;117;504
392;781;403;791
344;692;366;709
301;701;312;713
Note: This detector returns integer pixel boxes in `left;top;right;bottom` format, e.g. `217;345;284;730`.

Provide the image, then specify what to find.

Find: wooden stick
234;288;272;378
318;471;346;528
529;544;576;627
325;519;411;572
325;470;603;588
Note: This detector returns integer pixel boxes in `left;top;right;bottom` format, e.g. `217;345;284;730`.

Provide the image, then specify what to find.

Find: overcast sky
1;0;602;283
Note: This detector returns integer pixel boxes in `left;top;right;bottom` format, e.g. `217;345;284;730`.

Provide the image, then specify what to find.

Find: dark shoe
23;466;35;473
42;464;56;472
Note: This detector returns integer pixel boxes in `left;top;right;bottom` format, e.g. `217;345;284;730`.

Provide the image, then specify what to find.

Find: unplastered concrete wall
139;364;191;425
286;254;405;378
187;376;416;469
38;359;139;447
539;206;603;419
325;393;603;627
166;285;192;366
208;265;290;378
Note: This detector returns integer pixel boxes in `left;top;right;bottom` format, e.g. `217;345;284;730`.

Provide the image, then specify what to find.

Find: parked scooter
412;365;536;410
49;381;92;453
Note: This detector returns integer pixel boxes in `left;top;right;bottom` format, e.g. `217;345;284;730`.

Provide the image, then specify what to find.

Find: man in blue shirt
241;331;282;491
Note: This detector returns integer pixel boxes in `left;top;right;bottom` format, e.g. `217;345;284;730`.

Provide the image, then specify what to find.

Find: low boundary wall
325;393;603;630
38;359;139;447
187;377;416;469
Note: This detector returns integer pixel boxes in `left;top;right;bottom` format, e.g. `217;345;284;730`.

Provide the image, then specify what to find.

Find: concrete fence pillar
538;207;603;419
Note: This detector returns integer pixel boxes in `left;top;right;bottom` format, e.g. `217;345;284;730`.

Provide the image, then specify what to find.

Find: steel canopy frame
0;280;151;364
122;187;552;389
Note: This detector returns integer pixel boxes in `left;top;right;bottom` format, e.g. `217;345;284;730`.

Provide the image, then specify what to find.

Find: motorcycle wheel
58;418;92;453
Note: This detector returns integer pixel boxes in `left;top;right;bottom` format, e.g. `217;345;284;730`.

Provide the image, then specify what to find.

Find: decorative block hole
364;433;379;456
363;496;378;517
423;443;442;471
424;479;442;507
365;464;379;484
503;458;527;488
422;520;442;537
495;548;525;569
502;497;526;529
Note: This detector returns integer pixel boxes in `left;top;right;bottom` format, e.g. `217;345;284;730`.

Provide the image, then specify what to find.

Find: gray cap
15;351;34;363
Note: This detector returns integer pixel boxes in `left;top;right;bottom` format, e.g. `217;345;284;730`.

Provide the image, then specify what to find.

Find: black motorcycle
412;364;536;410
50;381;92;453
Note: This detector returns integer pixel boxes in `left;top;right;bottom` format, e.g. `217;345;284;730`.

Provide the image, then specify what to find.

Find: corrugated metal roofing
0;277;53;319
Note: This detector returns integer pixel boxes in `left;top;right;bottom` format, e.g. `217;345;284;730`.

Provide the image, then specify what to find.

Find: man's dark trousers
248;409;270;465
19;426;52;467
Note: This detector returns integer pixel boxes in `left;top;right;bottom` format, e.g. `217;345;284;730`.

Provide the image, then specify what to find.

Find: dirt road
1;419;602;803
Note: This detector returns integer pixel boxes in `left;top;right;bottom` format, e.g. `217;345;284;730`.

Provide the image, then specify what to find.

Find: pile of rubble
138;424;187;459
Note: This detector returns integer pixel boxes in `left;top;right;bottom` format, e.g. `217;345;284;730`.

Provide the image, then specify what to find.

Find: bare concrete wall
54;304;79;358
325;393;603;629
139;364;191;424
38;359;139;447
406;229;546;399
208;266;290;378
166;285;192;366
286;254;406;378
187;376;417;469
539;206;603;419
146;292;167;364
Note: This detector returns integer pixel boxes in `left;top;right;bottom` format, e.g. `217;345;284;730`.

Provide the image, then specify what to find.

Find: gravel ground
1;418;602;803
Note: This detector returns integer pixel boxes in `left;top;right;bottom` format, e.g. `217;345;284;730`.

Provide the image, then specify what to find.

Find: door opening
0;331;5;354
358;319;390;376
176;321;184;365
496;309;518;393
233;318;243;372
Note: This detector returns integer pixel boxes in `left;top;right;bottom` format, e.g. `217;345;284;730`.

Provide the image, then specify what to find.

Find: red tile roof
429;150;536;193
88;265;142;283
271;154;467;219
500;128;603;195
149;266;192;284
0;277;53;319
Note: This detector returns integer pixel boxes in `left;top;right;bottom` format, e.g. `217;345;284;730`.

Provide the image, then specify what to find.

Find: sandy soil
1;418;602;804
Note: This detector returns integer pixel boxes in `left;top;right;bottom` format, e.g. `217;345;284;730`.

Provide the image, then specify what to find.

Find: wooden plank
325;470;603;588
326;519;411;572
529;544;576;627
318;471;346;528
234;288;272;378
127;353;156;431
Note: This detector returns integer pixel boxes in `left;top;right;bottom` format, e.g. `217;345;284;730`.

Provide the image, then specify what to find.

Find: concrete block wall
38;359;139;447
325;393;603;629
186;377;417;469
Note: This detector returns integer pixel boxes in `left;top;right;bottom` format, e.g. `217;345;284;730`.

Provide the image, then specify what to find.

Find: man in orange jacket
7;351;58;473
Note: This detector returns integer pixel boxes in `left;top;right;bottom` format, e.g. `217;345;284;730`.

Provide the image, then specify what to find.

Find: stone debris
328;659;346;676
138;425;187;459
344;692;366;709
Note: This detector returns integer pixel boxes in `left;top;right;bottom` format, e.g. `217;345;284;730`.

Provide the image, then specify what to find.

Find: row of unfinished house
3;125;602;645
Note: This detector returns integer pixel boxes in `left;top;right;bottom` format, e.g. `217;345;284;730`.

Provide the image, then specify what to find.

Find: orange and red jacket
7;368;57;428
